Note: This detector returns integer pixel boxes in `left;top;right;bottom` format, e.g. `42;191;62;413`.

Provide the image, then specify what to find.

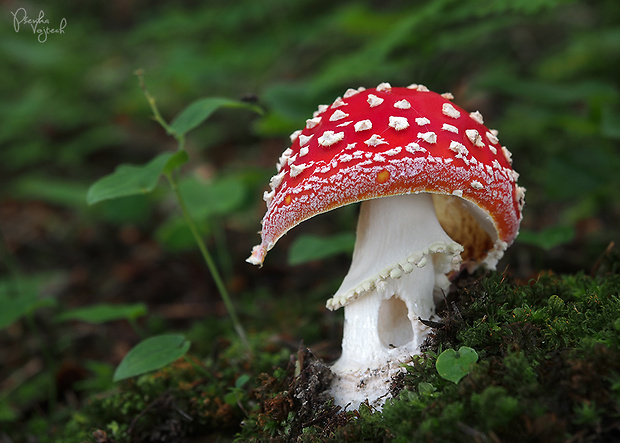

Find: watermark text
12;8;67;43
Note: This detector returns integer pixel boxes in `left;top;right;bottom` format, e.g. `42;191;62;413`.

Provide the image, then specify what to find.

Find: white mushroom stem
328;194;463;410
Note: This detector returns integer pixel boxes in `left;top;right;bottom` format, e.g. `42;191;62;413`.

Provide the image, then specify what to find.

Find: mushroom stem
328;194;463;409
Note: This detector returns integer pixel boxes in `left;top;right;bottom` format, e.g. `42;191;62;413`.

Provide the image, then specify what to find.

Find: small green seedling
87;71;262;375
436;346;478;383
224;374;251;407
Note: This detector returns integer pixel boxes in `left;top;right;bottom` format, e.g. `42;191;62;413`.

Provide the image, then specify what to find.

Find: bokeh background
1;0;619;438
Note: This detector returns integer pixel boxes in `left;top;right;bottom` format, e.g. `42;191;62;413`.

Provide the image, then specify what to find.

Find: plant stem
135;69;186;151
136;69;250;352
165;172;250;351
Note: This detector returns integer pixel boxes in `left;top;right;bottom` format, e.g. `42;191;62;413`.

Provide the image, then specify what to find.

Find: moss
239;266;620;442
372;269;620;442
48;262;620;442
51;334;292;443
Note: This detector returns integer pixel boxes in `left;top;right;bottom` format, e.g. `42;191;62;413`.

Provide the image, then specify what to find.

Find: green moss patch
50;263;620;442
239;266;620;441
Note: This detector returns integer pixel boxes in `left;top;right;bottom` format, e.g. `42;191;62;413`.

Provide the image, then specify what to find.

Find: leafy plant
224;373;251;407
435;346;479;384
0;276;57;329
86;71;262;376
288;233;355;265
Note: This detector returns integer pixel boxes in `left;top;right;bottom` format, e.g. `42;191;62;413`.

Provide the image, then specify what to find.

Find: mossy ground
42;250;620;442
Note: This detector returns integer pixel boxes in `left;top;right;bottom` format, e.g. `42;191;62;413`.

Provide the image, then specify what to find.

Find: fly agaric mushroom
248;83;525;409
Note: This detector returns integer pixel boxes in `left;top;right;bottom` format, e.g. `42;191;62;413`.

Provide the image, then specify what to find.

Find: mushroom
248;83;525;409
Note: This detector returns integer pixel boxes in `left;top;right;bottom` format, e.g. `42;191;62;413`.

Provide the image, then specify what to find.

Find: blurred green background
2;0;619;270
1;0;619;438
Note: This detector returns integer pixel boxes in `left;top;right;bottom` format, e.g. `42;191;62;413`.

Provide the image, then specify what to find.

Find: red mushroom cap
249;83;525;267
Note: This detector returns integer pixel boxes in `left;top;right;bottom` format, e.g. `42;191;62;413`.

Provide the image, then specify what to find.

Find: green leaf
10;176;90;209
155;173;247;251
0;296;55;330
0;277;56;329
288;233;356;266
224;374;251;406
163;149;189;176
418;382;437;397
72;360;115;393
235;373;251;389
86;152;174;205
517;225;575;250
97;194;152;225
436;346;479;384
113;334;191;382
156;216;210;252
178;175;247;220
170;97;262;137
56;303;148;324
